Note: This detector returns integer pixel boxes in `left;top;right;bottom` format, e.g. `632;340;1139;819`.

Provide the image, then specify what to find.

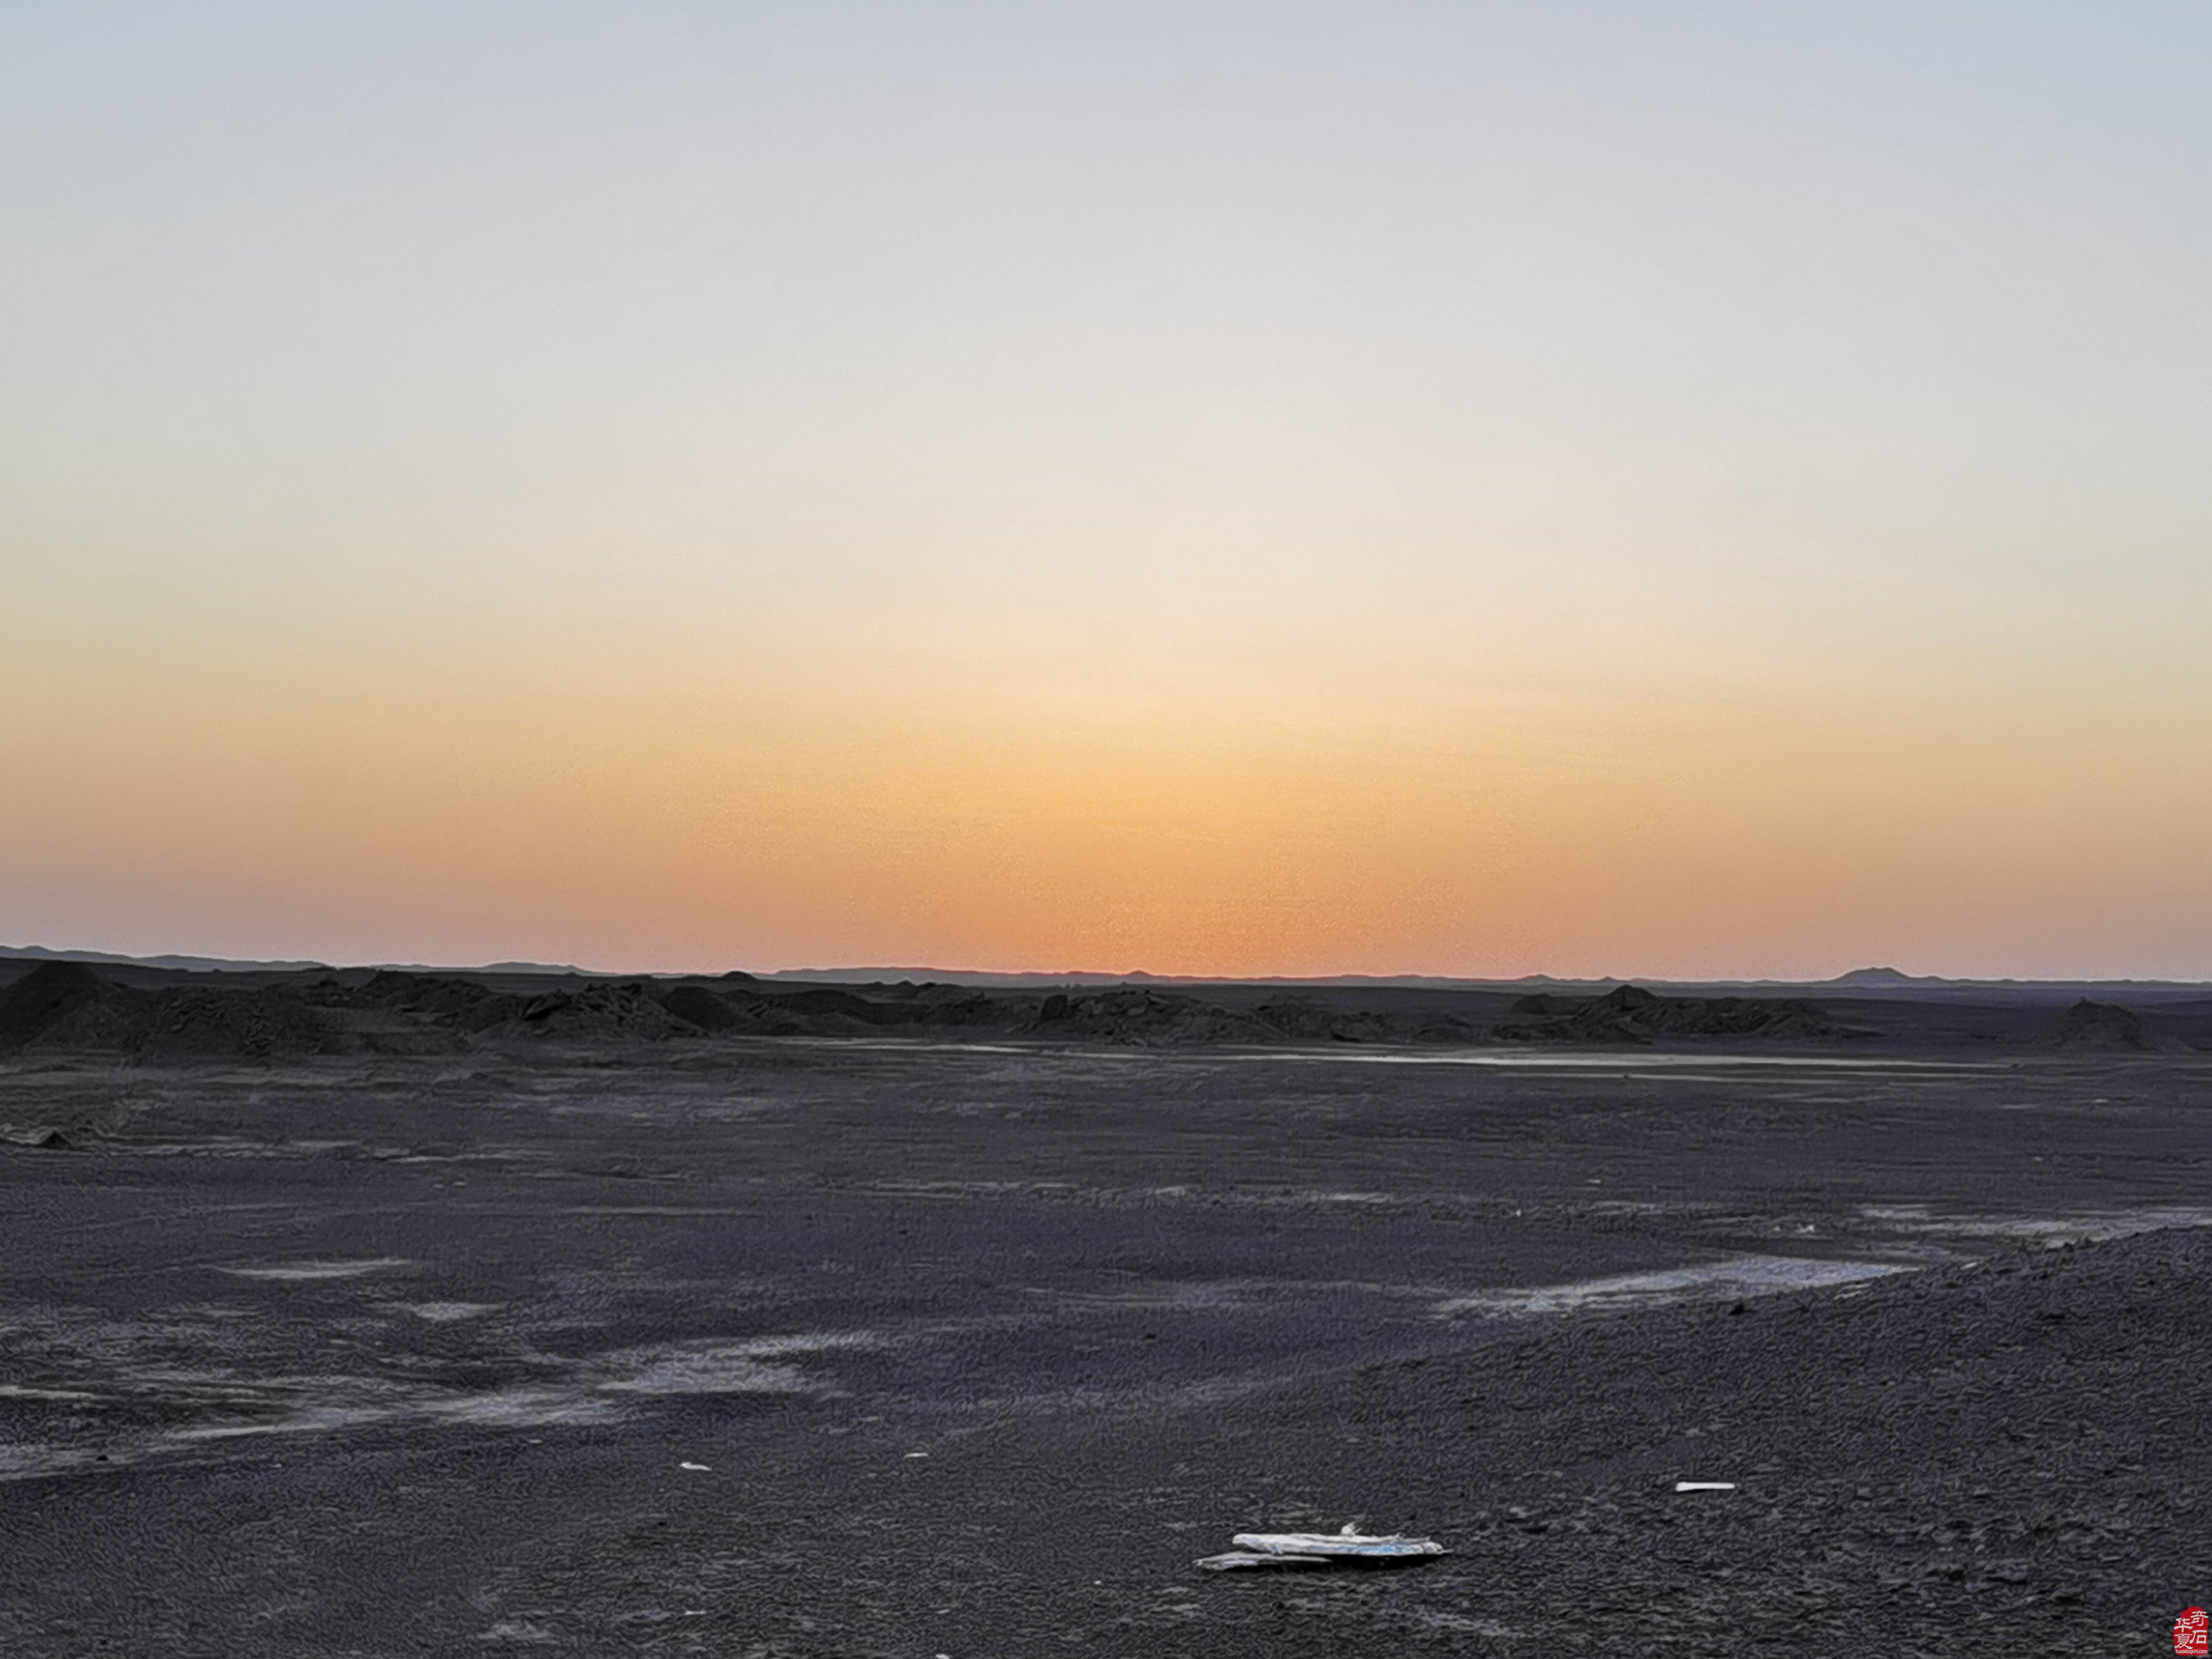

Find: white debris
1232;1528;1444;1559
1200;1524;1445;1569
1674;1481;1736;1492
679;1461;711;1471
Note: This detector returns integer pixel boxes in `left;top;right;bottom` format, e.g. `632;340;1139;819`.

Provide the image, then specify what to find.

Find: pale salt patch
1435;1253;1906;1318
216;1258;412;1281
392;1301;501;1322
591;1333;877;1396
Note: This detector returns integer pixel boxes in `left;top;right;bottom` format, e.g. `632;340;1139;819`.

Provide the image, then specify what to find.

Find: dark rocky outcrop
0;961;118;1048
350;971;520;1030
489;982;702;1042
656;984;744;1031
0;963;1886;1060
1496;984;1853;1045
133;985;343;1060
771;987;910;1026
2051;998;2151;1050
0;962;342;1059
1021;987;1279;1046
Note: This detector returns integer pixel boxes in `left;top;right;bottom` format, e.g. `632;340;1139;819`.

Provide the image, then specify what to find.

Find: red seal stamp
2177;1606;2210;1657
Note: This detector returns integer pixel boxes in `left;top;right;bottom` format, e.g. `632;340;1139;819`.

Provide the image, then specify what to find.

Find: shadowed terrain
1;962;2208;1654
7;958;2211;1059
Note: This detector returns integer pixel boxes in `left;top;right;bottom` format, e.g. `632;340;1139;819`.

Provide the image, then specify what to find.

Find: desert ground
1;962;2208;1655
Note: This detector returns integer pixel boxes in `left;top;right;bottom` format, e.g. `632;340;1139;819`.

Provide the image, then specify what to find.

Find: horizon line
5;944;2209;992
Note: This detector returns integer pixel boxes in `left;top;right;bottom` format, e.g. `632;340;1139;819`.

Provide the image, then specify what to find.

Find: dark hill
0;963;342;1059
0;960;112;1047
489;983;702;1042
1028;987;1278;1045
352;971;517;1028
135;985;343;1060
657;984;745;1031
2051;998;2151;1050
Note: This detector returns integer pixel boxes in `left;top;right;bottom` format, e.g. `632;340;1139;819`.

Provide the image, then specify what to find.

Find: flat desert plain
1;967;2208;1656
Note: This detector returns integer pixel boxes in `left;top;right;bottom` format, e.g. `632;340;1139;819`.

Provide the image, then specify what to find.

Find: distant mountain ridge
4;945;2206;995
0;943;334;974
0;944;585;976
1832;965;1939;987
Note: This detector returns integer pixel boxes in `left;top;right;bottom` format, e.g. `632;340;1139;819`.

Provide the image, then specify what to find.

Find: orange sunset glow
6;4;2211;979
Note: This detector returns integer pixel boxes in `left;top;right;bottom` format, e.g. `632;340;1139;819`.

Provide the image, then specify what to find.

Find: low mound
656;984;745;1031
769;987;910;1027
0;961;117;1048
2051;998;2150;1050
1249;996;1346;1041
488;982;703;1042
1496;984;1851;1045
1027;987;1279;1046
351;971;519;1029
0;964;343;1059
135;985;343;1060
1245;996;1481;1045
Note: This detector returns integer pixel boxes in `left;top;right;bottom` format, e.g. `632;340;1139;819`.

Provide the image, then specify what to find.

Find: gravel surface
0;1041;2206;1655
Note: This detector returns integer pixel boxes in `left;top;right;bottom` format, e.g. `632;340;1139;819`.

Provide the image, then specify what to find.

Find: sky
4;1;2211;980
